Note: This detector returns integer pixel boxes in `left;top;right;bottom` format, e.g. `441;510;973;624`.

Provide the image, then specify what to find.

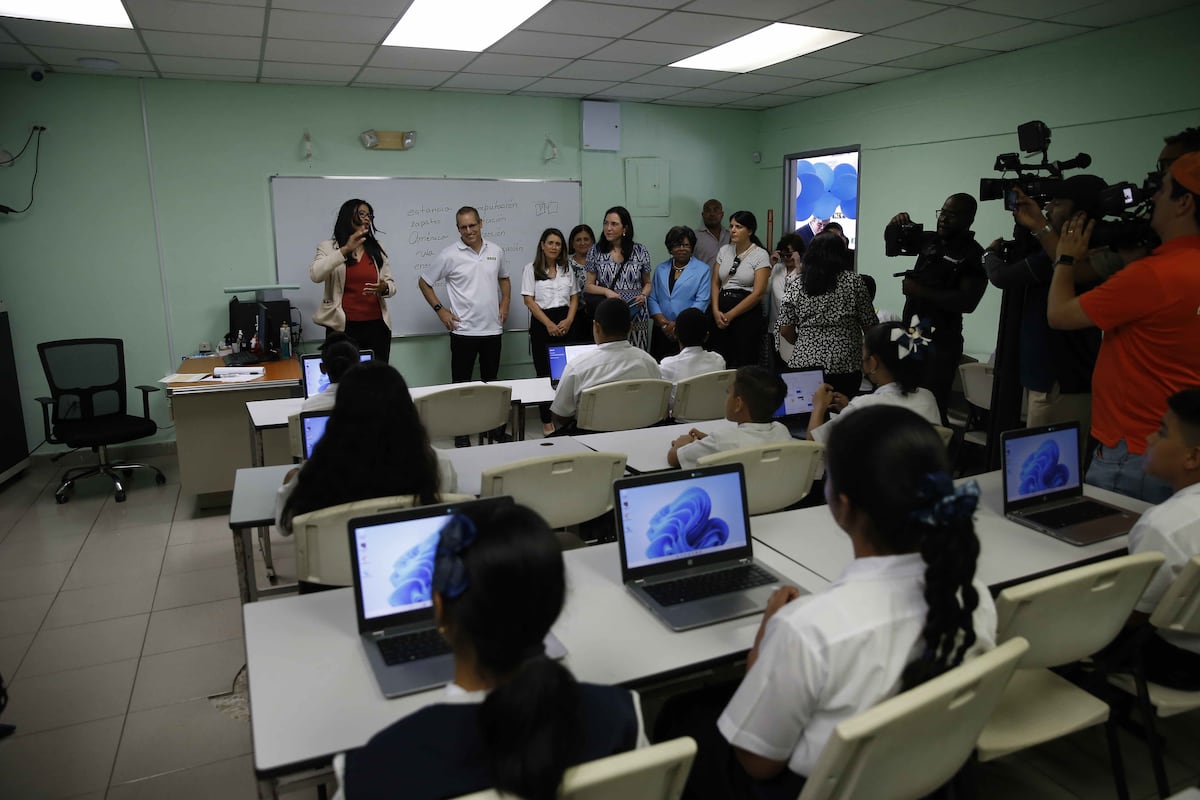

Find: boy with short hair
668;366;793;469
1125;386;1200;688
659;307;726;415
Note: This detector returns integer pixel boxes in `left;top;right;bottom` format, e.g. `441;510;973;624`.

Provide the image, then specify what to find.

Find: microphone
1051;152;1091;173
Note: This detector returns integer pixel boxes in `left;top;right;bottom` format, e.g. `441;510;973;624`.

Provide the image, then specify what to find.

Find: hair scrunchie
891;315;936;361
432;514;478;599
910;472;980;527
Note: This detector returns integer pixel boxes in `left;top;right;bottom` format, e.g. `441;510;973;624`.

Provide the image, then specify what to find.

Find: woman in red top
310;199;397;362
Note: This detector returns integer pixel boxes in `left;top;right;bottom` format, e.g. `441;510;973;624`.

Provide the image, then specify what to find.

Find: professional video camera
884;222;924;258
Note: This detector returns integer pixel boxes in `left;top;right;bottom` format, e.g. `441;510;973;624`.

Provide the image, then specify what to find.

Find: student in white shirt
669;366;792;469
660;406;995;799
1121;387;1200;688
549;297;662;430
808;320;941;444
659;307;726;416
300;336;359;413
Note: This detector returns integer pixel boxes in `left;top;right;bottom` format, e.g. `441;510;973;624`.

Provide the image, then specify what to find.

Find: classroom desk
167;356;302;496
242;543;829;788
751;471;1150;592
572;419;738;473
229;464;296;603
436;437;594;496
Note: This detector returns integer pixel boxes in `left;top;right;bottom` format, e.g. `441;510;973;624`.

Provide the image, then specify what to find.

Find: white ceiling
0;0;1189;109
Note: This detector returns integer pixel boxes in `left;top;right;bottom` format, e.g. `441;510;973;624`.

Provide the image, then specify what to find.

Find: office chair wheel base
115;490;127;503
155;473;167;486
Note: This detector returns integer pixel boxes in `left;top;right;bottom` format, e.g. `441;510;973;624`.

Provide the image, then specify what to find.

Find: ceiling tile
124;0;265;36
722;93;800;109
264;38;374;65
522;77;616;94
552;59;654;80
175;0;266;6
680;0;826;19
626;11;764;46
960;20;1092;51
490;30;611;59
141;31;261;59
521;1;667;37
0;42;34;64
440;73;539;91
153;55;259;76
53;67;158;77
706;73;802;94
1;20;144;52
267;8;391;44
368;46;475;71
0;28;11;43
756;55;864;80
586;38;704;64
784;79;859;97
574;0;688;7
627;65;733;87
591;82;683;100
885;44;994;69
1049;0;1192;26
786;0;940;33
963;0;1098;20
26;46;155;71
162;74;256;83
810;34;938;64
273;0;402;14
436;86;515;95
665;87;756;105
882;8;1026;45
259;76;343;85
354;67;453;87
463;53;572;77
832;64;924;83
260;61;358;81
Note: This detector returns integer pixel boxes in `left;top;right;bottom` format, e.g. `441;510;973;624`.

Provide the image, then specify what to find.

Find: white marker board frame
270;176;582;339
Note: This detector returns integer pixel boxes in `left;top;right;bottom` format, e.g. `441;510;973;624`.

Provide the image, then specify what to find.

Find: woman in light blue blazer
648;225;712;360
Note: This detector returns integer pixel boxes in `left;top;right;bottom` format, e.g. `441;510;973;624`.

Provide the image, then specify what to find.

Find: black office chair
36;338;166;503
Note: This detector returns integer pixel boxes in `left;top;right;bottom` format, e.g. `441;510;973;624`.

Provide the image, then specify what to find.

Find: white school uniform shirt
718;553;997;778
549;340;662;419
300;383;337;413
675;420;793;470
422;238;508;336
659;346;726;414
1128;482;1200;655
520;261;576;310
811;382;941;445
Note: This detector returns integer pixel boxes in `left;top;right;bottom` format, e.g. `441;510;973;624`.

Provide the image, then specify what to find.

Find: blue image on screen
1019;440;1071;495
548;346;568;380
645;487;730;558
387;530;440;608
1004;429;1080;502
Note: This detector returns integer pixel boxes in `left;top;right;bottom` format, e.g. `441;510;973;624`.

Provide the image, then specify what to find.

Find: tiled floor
0;446;1198;799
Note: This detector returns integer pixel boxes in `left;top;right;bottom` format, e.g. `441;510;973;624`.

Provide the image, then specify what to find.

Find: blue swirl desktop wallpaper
644;487;730;558
387;531;440;608
355;514;450;620
1004;428;1080;502
620;473;748;570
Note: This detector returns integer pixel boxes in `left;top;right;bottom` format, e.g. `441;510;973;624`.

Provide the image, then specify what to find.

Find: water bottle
280;322;291;358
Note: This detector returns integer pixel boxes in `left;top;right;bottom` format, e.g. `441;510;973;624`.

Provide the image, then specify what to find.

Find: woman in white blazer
310;199;396;362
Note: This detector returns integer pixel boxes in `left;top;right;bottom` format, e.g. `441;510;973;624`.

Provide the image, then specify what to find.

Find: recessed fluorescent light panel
384;0;553;52
0;0;132;27
671;23;859;73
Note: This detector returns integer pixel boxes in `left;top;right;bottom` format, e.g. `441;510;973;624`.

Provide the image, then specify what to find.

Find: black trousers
528;306;583;424
450;333;502;383
922;336;963;424
333;318;391;363
712;308;764;369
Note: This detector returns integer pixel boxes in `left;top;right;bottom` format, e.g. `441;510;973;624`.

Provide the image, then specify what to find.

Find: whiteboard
270;177;583;339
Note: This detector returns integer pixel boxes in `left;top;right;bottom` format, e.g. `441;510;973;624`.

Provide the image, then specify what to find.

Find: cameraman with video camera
885;193;988;422
1047;152;1200;503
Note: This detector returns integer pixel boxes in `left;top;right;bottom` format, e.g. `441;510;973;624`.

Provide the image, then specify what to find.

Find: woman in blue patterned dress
583;205;653;351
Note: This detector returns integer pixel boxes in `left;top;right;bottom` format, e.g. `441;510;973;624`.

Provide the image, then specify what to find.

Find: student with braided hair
663;405;996;799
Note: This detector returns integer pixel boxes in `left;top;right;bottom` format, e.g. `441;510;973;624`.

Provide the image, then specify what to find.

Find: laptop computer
1001;422;1138;546
298;410;331;460
348;497;568;699
300;350;374;398
773;367;824;437
548;343;599;388
613;463;795;631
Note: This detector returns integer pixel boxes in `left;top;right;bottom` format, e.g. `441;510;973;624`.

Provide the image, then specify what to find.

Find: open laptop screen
301;350;374;398
299;412;331;460
352;512;449;620
774;368;825;418
548;343;599;382
616;467;750;572
1002;424;1082;505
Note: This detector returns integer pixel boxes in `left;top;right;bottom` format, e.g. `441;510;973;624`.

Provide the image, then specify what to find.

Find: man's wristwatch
432;303;443;313
1055;255;1076;266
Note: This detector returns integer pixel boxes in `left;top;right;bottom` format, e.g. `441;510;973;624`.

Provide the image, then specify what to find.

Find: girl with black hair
276;362;455;535
710;210;772;368
522;228;586;434
584;206;653;351
778;232;877;398
696;405;996;799
336;504;647;800
807;320;942;443
310;199;396;362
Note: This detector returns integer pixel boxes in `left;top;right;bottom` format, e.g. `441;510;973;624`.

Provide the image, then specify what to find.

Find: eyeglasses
727;256;743;277
936;208;961;220
668;241;693;250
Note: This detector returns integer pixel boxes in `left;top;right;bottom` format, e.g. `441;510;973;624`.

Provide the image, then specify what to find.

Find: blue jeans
1084;439;1173;505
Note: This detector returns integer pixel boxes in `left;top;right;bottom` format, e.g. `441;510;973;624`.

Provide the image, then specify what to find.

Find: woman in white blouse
710;210;772;368
522;227;583;434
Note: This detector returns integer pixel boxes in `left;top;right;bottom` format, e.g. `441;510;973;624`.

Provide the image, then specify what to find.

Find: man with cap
988;176;1107;434
1048;152;1200;503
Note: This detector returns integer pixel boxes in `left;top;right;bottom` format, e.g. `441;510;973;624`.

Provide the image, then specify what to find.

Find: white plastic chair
291;493;474;589
798;637;1029;800
976;552;1166;799
696;440;823;515
453;736;697;800
672;369;735;421
415;384;512;443
932;424;954;451
287;412;303;460
1106;556;1200;798
577;379;672;432
480;452;627;538
957;362;993;447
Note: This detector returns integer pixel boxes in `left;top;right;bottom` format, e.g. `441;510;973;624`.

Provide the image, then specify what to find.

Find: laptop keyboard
644;564;776;607
376;628;452;666
1024;500;1121;529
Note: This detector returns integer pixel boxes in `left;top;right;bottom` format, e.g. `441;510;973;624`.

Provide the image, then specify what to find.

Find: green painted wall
755;4;1200;356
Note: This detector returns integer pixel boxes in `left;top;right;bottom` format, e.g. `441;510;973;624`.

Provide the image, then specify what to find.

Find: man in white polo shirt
550;297;661;431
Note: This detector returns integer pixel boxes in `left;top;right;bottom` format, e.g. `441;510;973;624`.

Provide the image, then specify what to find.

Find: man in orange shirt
1048;152;1200;502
